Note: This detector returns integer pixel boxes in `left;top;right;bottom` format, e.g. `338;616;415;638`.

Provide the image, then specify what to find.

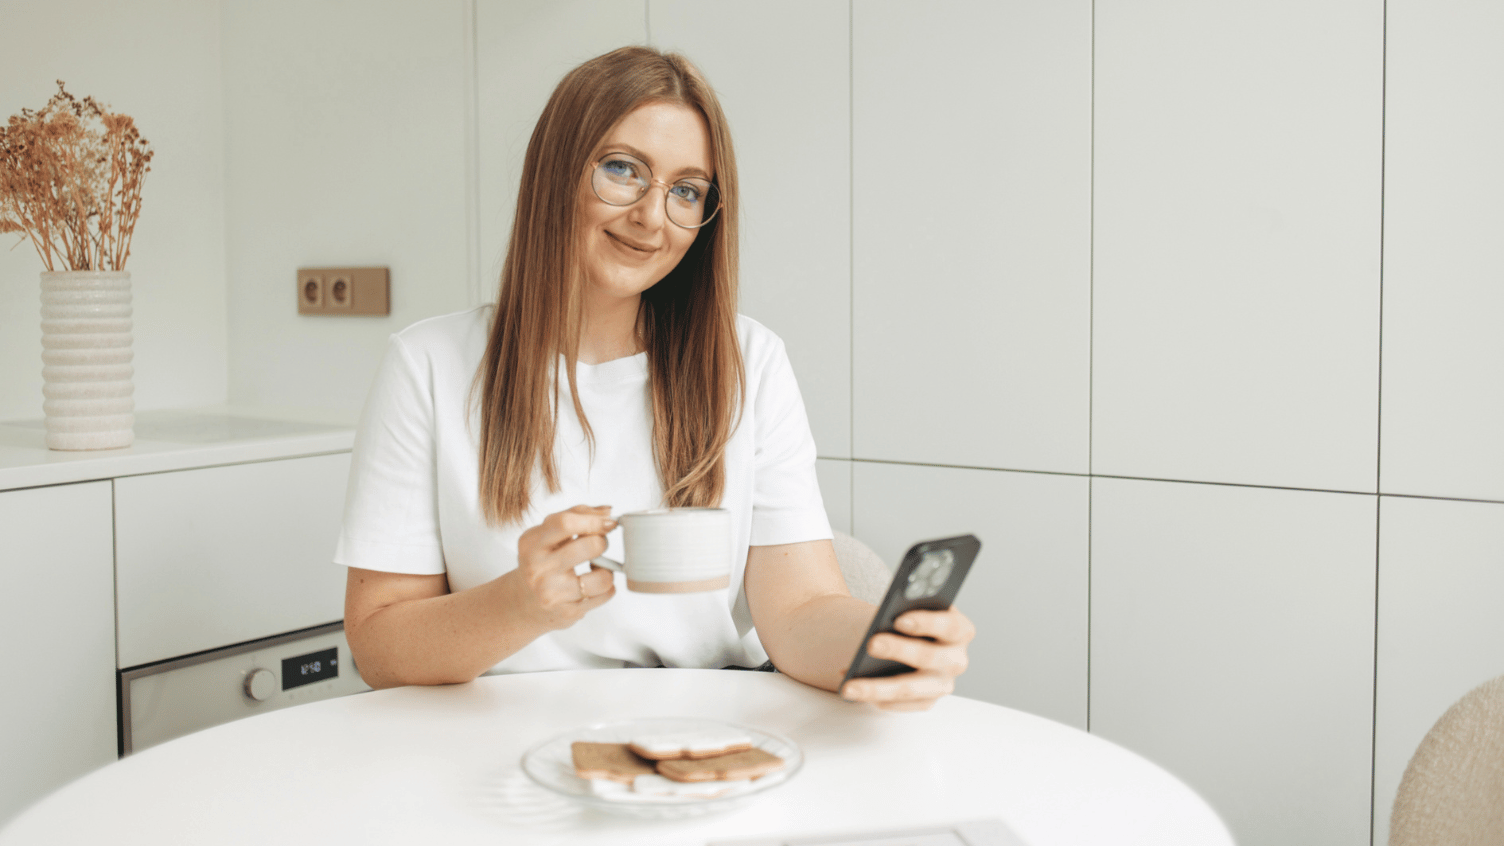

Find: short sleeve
746;335;833;546
333;334;447;574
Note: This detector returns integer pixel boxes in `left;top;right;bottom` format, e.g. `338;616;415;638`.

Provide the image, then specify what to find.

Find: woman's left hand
838;607;976;712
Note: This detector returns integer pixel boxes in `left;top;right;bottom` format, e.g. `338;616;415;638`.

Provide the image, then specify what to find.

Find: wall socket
296;267;390;315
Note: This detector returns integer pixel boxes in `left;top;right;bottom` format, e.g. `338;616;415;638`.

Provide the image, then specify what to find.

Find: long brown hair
474;46;743;526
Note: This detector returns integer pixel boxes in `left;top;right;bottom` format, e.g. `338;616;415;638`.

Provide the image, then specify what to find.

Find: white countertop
0;406;357;492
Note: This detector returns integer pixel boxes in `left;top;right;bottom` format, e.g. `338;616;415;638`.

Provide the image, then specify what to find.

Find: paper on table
705;817;1028;846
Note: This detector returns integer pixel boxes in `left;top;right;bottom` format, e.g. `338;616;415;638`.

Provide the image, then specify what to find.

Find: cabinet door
0;481;116;826
854;462;1089;729
853;1;1092;475
115;453;351;668
1381;0;1504;501
1091;479;1376;846
1093;0;1382;492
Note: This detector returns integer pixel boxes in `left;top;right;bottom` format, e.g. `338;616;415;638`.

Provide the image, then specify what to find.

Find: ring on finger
577;574;588;602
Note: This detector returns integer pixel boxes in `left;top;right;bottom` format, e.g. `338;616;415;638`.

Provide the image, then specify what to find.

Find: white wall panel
0;482;117;826
1093;1;1383;492
853;462;1088;728
1380;0;1504;502
652;0;852;458
852;2;1091;474
223;0;472;418
816;458;852;537
1373;496;1504;846
1091;478;1376;846
475;0;647;306
0;0;227;420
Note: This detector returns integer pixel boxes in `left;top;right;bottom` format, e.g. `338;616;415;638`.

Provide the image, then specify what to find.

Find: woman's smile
606;230;657;256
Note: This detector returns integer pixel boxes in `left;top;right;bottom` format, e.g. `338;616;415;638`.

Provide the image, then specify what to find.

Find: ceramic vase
40;270;134;450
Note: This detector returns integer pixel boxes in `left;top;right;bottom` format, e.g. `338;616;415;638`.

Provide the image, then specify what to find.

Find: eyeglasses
590;152;721;229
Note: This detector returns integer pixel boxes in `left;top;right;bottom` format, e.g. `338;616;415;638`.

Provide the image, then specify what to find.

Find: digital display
282;647;339;690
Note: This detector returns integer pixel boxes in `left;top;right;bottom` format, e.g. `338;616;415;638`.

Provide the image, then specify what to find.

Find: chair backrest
831;530;890;605
1389;672;1504;846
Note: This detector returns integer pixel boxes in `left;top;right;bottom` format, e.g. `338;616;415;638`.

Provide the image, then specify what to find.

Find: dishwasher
119;622;370;754
111;412;372;755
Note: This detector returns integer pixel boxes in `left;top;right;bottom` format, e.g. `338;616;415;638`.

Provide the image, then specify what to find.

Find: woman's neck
576;292;643;365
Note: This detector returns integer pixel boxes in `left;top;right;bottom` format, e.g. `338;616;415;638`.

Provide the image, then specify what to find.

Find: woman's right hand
513;504;618;630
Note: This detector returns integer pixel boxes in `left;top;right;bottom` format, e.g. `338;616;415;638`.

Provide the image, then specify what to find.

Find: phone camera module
904;548;956;599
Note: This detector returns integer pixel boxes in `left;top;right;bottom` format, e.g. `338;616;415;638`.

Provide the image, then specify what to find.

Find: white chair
1389;672;1504;846
831;530;890;605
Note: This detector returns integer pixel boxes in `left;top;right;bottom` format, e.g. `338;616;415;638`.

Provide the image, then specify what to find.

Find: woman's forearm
347;570;554;688
760;593;876;694
345;508;618;689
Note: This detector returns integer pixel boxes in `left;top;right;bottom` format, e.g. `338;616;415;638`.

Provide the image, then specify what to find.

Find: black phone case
839;534;981;687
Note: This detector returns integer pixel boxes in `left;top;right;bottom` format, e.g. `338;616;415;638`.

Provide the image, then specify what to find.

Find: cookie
655;747;785;783
630;773;753;799
570;741;657;784
628;729;753;760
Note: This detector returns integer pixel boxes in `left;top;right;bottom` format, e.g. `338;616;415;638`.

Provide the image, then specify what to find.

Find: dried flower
0;81;154;271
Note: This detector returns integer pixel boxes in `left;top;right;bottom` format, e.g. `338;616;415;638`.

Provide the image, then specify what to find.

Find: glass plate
520;717;803;820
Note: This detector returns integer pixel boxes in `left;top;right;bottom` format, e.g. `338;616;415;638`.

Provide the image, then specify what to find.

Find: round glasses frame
589;152;721;230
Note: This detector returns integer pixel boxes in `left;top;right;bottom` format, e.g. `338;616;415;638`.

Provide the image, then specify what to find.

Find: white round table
0;669;1231;845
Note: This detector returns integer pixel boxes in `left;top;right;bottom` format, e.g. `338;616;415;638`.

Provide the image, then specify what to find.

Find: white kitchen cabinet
853;462;1089;729
0;409;356;826
0;481;117;826
1380;0;1504;502
1092;0;1383;493
114;452;352;668
1091;479;1377;846
852;1;1092;475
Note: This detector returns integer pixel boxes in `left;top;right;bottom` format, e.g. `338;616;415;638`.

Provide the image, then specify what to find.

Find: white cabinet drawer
115;452;351;668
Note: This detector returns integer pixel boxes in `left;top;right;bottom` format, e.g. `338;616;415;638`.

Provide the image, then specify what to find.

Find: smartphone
839;534;981;688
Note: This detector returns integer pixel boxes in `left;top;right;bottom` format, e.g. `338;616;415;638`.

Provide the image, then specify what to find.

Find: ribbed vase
40;271;135;450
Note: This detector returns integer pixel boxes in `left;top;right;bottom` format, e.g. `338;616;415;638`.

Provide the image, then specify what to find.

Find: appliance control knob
244;668;277;702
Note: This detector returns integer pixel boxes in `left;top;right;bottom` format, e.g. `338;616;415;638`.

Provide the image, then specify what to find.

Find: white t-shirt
334;305;832;672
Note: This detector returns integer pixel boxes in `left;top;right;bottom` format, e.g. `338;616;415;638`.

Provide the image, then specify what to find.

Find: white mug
590;507;733;593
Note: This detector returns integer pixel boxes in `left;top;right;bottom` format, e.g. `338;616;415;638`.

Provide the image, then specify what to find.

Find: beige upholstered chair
831;530;891;605
1389;673;1504;846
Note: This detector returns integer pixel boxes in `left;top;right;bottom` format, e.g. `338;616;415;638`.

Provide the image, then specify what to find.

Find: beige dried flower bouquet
3;82;154;451
0;81;153;271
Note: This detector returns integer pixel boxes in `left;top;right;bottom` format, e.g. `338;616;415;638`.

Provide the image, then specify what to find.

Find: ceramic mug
590;507;733;593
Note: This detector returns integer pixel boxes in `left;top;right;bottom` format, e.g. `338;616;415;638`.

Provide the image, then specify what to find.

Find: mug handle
590;517;624;572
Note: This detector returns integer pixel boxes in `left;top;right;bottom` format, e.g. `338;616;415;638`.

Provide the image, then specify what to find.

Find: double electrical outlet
297;266;390;315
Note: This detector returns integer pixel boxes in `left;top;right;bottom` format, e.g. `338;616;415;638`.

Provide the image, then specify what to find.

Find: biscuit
628;729;754;760
630;773;753;799
570;741;657;784
655;747;785;783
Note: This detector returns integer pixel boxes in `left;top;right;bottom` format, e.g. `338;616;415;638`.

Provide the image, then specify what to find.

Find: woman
336;46;973;711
